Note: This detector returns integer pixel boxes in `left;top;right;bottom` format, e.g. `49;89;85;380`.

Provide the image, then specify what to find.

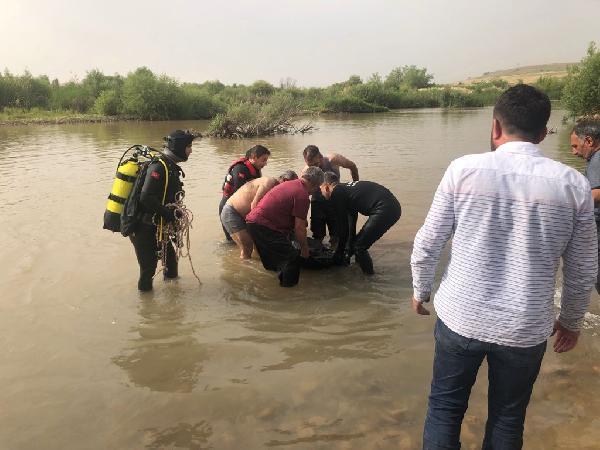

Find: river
1;108;599;449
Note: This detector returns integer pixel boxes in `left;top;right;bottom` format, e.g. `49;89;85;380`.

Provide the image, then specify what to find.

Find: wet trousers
310;192;338;241
352;201;402;254
130;224;178;291
423;319;546;450
246;223;302;287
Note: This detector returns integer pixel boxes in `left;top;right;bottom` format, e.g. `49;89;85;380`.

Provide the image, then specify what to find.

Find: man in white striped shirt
411;85;597;450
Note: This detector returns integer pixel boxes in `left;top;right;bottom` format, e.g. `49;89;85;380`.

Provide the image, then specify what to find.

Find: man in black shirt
320;172;401;274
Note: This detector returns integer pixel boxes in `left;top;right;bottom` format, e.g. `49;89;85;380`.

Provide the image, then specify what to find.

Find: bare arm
251;178;277;210
592;188;600;204
294;217;309;258
329;153;359;181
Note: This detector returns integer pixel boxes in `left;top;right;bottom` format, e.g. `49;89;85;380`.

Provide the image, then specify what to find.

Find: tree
384;67;404;89
385;65;434;90
121;67;181;120
562;42;600;117
249;80;275;97
400;65;433;89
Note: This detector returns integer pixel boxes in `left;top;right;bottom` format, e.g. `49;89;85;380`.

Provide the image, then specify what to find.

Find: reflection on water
143;421;213;450
113;292;209;393
0;109;598;449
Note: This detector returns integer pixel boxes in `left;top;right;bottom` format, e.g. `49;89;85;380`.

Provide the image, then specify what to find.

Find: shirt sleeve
559;191;597;331
410;163;457;302
587;156;600;190
140;161;172;219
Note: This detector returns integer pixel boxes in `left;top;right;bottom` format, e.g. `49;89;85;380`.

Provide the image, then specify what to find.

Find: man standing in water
570;118;600;293
130;130;196;292
411;85;597;449
221;170;298;259
303;145;359;248
319;173;401;274
219;145;270;241
246;167;324;287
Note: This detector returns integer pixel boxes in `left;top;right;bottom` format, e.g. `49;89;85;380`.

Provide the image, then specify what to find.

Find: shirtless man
303;145;359;247
220;170;298;259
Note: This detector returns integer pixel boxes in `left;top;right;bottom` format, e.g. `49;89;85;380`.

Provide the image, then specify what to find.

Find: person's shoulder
147;159;168;174
263;176;278;187
588;150;600;170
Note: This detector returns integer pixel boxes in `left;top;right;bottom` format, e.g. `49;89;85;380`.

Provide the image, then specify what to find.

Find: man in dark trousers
303;145;359;248
130;130;195;291
319;172;401;274
246;166;324;287
219;145;270;241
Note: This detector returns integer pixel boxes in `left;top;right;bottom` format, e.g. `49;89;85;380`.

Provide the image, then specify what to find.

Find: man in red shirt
246;166;325;287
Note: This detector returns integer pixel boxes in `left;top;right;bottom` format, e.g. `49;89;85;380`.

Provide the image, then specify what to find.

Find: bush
121;67;181;120
562;42;600;117
94;89;121;116
323;96;388;113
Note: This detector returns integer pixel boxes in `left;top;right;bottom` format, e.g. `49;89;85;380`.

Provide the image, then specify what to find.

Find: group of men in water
218;144;402;286
124;83;600;450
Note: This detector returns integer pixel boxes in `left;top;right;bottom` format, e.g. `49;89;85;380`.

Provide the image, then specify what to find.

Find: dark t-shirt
585;150;600;226
246;179;310;234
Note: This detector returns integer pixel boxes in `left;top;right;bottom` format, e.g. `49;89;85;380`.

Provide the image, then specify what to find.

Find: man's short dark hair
303;145;321;160
246;145;270;159
493;84;551;142
573;119;600;144
323;171;339;185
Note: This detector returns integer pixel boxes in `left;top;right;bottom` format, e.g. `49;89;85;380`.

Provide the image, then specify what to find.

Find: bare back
227;177;278;217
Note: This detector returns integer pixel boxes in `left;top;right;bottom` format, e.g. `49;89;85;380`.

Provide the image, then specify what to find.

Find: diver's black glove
160;205;176;223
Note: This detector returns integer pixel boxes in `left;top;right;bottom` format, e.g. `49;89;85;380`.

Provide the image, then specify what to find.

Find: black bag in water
120;161;151;237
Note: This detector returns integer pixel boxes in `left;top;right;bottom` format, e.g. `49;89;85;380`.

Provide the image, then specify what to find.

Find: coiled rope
155;191;202;284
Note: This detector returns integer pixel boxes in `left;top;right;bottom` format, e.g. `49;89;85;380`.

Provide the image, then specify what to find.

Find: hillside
464;63;575;84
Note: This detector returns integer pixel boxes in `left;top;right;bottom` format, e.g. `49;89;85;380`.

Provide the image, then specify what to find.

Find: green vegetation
562;42;600;117
0;55;586;131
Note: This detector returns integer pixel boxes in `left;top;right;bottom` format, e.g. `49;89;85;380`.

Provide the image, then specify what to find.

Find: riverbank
0;109;138;126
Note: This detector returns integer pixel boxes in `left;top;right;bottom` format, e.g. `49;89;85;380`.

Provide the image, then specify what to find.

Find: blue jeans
423;319;547;450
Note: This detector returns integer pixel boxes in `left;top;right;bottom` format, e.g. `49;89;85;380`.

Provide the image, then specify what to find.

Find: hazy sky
1;0;599;86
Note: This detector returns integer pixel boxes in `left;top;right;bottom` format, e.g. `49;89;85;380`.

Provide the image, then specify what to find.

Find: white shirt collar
495;141;543;157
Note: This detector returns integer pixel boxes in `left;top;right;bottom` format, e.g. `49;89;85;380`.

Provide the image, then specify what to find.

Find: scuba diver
219;145;270;241
129;130;196;291
302;145;359;249
319;172;401;275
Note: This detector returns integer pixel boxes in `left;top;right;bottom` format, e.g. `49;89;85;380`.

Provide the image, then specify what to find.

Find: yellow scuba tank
103;145;155;232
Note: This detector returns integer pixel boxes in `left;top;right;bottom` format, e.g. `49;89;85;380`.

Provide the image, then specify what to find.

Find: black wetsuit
130;156;184;291
219;160;261;240
330;181;401;274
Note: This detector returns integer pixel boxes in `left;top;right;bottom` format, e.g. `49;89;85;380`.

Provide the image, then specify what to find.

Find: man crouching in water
320;172;401;275
220;170;299;259
246;167;324;287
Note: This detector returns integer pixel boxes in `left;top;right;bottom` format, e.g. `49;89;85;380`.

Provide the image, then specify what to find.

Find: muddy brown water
1;109;599;449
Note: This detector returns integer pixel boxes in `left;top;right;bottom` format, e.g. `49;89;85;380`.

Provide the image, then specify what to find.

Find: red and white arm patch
150;170;161;180
238;173;246;179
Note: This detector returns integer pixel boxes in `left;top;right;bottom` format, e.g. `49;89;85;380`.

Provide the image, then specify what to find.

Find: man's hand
552;321;580;353
300;246;309;259
412;297;430;315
